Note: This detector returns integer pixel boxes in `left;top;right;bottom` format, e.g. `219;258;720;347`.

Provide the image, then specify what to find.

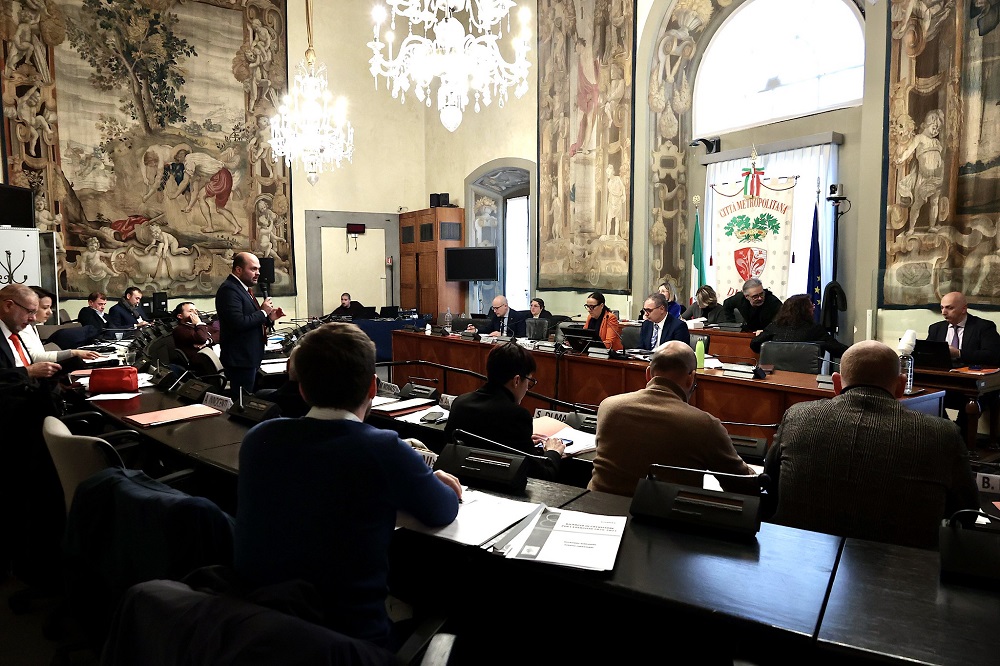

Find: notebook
123;403;222;428
912;339;955;370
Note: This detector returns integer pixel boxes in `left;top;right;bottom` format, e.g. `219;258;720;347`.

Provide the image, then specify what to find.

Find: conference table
391;331;945;442
913;366;1000;452
75;382;997;665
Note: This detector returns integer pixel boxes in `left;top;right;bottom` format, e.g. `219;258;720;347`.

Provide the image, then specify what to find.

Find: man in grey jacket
764;340;979;549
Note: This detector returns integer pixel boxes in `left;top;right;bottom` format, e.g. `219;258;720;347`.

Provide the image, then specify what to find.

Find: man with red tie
0;284;61;380
215;252;284;396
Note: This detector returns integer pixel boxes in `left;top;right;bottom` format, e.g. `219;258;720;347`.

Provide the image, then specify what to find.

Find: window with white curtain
504;195;530;310
702;143;838;298
693;0;864;137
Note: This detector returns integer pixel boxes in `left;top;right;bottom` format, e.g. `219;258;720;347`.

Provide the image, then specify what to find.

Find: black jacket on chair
928;314;1000;366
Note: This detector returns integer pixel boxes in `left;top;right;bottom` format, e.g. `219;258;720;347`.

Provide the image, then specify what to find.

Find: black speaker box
439;192;449;206
259;257;276;284
430;193;440;208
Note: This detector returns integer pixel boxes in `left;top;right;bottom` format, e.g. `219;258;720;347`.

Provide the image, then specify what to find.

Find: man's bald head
649;340;697;378
0;284;40;332
940;291;968;326
837;341;902;394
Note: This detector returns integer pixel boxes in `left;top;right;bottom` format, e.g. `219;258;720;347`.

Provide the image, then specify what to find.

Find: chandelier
368;1;532;132
271;0;354;185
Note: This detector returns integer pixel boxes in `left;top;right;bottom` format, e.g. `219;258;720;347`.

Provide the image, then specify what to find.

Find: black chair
690;332;710;354
620;325;641;350
525;318;549;341
759;341;824;374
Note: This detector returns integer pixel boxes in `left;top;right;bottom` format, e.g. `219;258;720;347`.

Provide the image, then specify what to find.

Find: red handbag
89;366;139;393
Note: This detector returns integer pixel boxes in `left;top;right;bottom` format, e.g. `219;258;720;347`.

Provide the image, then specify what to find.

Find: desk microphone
166;369;191;393
453;429;550;461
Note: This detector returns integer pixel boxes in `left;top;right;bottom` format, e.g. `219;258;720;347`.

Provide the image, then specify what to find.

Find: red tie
9;333;31;367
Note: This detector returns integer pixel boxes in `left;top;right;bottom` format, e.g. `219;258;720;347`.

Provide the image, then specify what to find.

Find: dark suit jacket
77;306;109;339
721;290;782;330
173;322;214;363
444;383;560;479
763;386;979;549
638;315;690;350
0;332;29;379
215;274;267;370
927;314;1000;366
107;301;145;331
483;309;528;337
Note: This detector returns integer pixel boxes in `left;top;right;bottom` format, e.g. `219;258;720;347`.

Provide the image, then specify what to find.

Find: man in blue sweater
235;322;462;646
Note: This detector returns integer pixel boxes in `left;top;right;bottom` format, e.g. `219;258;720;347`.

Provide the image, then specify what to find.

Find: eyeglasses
642;306;663;314
6;299;37;316
745;291;765;301
584;303;599;309
524;376;538;388
491;305;506;311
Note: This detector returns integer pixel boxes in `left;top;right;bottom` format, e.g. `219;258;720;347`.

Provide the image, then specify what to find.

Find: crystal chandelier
368;1;532;132
271;0;354;185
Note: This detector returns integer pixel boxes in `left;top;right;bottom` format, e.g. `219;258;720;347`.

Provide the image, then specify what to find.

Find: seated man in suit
330;292;366;317
445;341;566;479
927;291;1000;445
589;341;752;496
107;286;153;335
76;291;110;342
465;295;527;337
235;322;461;647
638;292;689;351
763;340;979;549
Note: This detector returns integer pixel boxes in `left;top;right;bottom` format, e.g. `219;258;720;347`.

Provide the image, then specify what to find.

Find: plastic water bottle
425;322;432;336
695;339;706;370
444;307;453;334
900;353;914;394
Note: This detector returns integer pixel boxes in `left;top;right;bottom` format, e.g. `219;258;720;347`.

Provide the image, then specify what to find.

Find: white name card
203;392;234;412
976;473;1000;493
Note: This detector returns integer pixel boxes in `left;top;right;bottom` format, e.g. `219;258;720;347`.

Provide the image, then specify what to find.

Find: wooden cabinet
399;207;466;319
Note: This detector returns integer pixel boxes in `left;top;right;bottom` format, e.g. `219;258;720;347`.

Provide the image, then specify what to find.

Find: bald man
764;340;979;549
467;295;528;338
215;252;284;395
0;284;61;379
589;341;753;496
927;291;1000;366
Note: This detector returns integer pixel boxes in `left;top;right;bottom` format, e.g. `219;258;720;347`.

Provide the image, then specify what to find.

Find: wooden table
699;327;759;362
914;366;1000;452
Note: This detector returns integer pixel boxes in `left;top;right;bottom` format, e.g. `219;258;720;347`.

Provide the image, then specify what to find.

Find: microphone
453;429;550;461
260;280;270;299
166;369;191;393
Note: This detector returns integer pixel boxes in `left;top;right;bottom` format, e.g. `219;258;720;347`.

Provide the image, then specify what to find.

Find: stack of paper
396;490;540;546
496;506;626;571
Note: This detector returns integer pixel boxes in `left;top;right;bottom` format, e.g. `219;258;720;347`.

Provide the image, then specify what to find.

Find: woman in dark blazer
750;294;849;357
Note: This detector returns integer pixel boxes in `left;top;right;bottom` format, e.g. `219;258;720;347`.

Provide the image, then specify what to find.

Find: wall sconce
689;137;721;154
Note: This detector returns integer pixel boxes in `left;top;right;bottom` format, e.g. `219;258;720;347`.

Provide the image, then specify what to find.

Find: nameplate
977;473;1000;494
203;392;233;412
535;409;571;423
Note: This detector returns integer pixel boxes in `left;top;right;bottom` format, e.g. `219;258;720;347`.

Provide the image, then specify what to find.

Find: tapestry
537;0;634;293
1;0;294;299
710;173;796;300
885;1;1000;306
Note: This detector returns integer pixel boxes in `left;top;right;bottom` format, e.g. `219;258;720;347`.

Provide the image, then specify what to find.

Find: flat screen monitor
444;247;498;282
562;327;605;353
0;184;35;228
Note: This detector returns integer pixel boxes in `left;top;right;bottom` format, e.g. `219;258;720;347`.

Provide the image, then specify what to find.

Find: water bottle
444;307;453;334
695;339;706;370
900;352;914;394
425;322;432;336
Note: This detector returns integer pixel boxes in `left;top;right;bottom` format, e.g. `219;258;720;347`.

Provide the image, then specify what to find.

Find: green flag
690;208;705;303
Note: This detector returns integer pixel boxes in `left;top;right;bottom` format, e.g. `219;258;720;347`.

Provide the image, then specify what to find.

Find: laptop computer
562;327;605;353
911;339;955;370
379;306;399;319
354;306;379;320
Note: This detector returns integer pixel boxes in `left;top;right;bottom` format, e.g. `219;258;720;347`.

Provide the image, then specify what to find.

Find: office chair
758;341;824;374
525;317;549;341
103;578;456;666
620;325;641;350
689;332;710;355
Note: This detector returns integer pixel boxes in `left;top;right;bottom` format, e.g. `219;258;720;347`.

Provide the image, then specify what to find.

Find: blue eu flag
808;203;822;322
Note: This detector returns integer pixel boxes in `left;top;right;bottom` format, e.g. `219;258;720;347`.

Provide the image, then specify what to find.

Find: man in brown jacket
589;341;753;496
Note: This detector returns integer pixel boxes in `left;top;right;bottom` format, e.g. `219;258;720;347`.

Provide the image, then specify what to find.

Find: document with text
498;507;626;571
396;490;541;547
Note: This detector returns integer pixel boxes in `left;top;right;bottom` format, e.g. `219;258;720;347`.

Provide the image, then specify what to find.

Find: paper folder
123;403;222;428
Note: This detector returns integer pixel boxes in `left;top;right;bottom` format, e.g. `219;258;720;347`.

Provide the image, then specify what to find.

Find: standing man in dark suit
638;293;689;351
927;291;1000;366
76;291;110;342
927;291;1000;448
466;295;527;337
216;252;284;396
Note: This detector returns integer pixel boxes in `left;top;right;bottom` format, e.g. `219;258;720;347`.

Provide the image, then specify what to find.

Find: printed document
396;490;540;547
499;507;626;571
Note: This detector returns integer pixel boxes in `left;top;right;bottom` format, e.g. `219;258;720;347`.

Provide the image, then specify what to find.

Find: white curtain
703;143;838;298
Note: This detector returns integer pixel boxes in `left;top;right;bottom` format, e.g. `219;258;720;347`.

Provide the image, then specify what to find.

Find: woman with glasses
583;291;623;351
681;285;724;325
529;298;552;319
750;294;849;357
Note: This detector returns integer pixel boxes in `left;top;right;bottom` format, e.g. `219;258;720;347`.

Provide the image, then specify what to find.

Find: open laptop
912;339;955;370
562;327;605;353
379;306;399;319
354;306;379;320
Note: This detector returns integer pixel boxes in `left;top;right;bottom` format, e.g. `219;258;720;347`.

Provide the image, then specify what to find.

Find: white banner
711;178;796;300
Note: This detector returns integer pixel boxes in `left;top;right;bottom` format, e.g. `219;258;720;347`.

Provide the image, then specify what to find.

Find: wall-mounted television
445;246;498;282
0;183;35;228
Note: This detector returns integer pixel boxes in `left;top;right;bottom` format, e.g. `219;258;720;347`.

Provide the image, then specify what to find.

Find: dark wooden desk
914;367;1000;451
817;538;1000;665
700;328;759;362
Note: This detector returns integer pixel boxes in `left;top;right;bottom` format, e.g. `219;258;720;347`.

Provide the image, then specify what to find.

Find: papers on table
123;403;221;428
370;397;436;417
496;507;626;571
86;392;142;401
396;406;450;424
396;490;540;546
532;416;597;456
703;356;723;369
258;360;288;375
372;395;399;407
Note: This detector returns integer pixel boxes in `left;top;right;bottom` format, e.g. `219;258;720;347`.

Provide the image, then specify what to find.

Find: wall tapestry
537;0;634;293
1;0;294;299
885;1;1000;306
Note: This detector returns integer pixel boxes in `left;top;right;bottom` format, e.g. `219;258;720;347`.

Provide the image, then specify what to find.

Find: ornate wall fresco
1;0;294;299
885;1;1000;306
537;0;634;292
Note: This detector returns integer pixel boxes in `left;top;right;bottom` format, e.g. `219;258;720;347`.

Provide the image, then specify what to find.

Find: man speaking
215;252;283;395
